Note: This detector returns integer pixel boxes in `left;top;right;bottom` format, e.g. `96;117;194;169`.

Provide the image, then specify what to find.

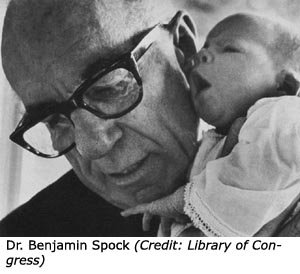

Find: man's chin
67;151;186;209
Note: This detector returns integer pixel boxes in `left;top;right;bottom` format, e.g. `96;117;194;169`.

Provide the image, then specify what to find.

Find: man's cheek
50;127;74;151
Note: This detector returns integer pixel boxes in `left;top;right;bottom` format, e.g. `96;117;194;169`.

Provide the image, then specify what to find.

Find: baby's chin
214;125;231;135
203;117;233;135
216;115;247;136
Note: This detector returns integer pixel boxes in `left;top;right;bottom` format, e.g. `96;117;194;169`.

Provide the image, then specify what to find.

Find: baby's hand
121;186;189;235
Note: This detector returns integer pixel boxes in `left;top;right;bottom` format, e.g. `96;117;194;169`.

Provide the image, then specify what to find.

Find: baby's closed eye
223;45;241;53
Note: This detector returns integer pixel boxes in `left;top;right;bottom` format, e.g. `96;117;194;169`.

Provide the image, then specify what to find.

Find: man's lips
107;155;149;179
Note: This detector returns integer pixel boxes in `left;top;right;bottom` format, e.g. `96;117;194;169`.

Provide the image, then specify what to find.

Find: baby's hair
264;15;300;95
222;12;300;95
270;21;300;74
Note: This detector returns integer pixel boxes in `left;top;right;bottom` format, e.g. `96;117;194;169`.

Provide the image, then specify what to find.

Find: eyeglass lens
23;113;74;156
83;68;141;115
23;68;141;156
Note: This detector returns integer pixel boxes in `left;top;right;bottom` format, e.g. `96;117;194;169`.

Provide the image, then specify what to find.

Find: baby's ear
276;70;300;96
167;11;198;69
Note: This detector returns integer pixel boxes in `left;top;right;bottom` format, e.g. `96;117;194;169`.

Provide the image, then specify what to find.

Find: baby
122;13;300;236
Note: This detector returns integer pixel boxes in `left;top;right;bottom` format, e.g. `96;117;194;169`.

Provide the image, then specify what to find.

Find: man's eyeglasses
10;24;166;158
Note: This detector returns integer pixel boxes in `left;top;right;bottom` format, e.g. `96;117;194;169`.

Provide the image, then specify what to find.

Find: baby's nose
186;49;213;70
198;49;214;64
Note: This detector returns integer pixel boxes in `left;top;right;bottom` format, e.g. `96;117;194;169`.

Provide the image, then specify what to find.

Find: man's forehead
79;29;149;80
45;31;135;81
3;0;156;88
19;36;136;110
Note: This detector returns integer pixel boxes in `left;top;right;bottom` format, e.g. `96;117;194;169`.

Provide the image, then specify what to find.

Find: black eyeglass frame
10;24;166;158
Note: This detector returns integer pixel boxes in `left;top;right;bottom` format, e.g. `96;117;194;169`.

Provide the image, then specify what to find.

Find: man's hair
2;0;176;93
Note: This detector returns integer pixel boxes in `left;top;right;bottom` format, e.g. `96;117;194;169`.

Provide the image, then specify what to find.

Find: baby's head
187;13;300;133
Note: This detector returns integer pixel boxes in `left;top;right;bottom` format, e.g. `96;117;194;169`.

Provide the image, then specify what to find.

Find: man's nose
71;109;123;159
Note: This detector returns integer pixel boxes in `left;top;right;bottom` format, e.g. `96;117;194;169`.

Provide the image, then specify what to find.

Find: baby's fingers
142;213;154;231
121;204;149;217
160;217;173;237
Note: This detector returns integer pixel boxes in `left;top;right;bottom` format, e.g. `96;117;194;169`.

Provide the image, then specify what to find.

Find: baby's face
187;14;278;130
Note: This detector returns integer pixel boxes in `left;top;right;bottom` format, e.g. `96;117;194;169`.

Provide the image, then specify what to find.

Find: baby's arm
121;186;189;235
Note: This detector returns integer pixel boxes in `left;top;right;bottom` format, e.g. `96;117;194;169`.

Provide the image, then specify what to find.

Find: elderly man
0;0;299;236
0;0;199;236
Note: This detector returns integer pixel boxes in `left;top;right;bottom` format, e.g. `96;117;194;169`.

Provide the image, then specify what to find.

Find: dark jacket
0;170;158;236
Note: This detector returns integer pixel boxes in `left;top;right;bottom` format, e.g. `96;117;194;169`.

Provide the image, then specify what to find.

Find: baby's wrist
173;186;186;214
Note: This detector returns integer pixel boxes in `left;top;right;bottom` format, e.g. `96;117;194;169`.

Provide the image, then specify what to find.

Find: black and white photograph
1;0;300;237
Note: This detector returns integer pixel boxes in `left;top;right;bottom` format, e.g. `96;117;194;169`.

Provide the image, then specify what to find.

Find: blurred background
1;0;300;219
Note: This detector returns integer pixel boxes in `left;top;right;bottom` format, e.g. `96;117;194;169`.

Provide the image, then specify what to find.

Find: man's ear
276;70;300;96
167;11;198;68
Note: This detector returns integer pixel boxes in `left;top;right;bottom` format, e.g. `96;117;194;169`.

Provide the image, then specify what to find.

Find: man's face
188;15;277;130
15;26;198;208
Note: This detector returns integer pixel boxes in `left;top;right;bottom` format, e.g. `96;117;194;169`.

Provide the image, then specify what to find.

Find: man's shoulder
0;171;93;236
0;171;157;236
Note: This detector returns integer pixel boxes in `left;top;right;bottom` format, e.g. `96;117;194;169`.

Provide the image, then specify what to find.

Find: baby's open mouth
192;73;211;94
